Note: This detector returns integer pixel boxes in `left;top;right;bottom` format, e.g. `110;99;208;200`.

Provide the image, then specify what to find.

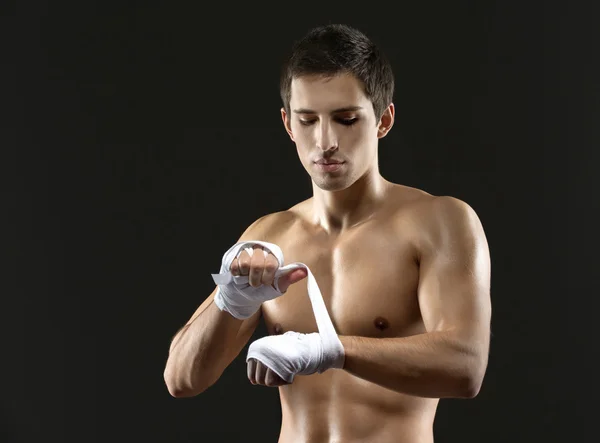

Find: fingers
249;245;265;287
261;253;279;287
247;357;257;384
265;367;289;387
254;357;268;385
230;257;239;276
277;268;308;293
236;248;252;276
229;244;280;288
247;358;289;387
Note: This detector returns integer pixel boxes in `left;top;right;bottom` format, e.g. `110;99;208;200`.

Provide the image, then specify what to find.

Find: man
163;23;492;443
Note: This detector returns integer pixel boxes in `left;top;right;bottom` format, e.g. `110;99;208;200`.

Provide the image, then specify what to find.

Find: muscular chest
262;225;425;339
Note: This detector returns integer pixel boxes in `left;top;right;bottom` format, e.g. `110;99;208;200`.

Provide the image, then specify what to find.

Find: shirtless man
163;24;492;443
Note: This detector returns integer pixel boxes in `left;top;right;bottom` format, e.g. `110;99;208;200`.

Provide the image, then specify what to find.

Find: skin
164;73;492;443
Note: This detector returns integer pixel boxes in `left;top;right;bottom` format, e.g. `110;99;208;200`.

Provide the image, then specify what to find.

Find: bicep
417;198;491;342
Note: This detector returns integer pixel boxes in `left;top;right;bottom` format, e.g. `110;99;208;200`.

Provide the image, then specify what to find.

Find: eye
337;118;358;126
298;117;358;126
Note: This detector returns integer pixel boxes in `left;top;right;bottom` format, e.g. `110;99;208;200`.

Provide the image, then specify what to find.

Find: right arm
163;216;270;398
163;288;262;397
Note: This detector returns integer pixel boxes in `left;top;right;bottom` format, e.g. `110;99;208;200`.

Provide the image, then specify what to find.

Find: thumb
277;267;308;293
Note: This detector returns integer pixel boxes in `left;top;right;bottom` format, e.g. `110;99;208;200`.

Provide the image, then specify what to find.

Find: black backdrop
3;2;598;442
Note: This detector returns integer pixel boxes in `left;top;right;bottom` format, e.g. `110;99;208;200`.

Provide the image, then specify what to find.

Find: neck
311;166;389;234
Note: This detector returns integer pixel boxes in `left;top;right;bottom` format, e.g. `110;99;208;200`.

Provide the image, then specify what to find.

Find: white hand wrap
217;241;345;383
247;331;344;383
211;241;302;320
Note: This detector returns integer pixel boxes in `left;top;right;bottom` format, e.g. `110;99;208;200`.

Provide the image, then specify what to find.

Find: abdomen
278;370;438;443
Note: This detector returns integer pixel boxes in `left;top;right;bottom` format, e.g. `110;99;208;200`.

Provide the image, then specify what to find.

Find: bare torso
257;184;439;443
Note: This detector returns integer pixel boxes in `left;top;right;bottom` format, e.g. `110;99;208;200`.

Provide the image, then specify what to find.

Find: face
282;73;394;191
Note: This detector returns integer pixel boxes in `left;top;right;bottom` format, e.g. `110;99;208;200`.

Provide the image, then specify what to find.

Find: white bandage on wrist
211;241;345;382
246;332;325;382
211;241;289;320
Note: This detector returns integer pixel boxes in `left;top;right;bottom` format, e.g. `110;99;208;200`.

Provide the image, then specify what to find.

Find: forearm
164;301;246;397
339;331;487;398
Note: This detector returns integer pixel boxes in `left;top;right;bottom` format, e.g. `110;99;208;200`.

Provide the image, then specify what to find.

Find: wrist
337;335;356;370
213;286;259;320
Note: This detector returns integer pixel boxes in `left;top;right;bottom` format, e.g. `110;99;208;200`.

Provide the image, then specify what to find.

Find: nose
315;120;338;152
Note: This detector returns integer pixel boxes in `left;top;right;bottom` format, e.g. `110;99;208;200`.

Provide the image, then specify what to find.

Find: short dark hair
280;24;395;121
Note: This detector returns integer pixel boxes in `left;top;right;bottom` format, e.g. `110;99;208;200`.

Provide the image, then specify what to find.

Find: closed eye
338;118;358;126
299;118;358;126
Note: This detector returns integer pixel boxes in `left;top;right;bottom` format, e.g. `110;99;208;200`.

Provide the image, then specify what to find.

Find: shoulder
426;195;482;231
387;183;481;231
238;204;306;244
411;194;488;258
385;185;487;254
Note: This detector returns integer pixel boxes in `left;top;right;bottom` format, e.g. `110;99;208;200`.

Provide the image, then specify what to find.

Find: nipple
374;317;389;331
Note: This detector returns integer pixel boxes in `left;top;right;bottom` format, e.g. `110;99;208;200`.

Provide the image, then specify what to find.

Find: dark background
3;1;598;442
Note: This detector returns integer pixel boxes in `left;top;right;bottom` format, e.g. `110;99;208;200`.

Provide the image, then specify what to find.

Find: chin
312;176;353;192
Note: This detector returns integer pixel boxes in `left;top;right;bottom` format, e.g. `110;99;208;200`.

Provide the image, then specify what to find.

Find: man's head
279;24;395;191
280;24;394;122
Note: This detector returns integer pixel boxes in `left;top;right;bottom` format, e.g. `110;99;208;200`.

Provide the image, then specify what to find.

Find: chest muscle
262;225;424;339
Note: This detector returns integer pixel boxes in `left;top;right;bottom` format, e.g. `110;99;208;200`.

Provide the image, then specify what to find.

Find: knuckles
265;372;281;387
264;261;278;274
239;257;251;267
230;252;279;280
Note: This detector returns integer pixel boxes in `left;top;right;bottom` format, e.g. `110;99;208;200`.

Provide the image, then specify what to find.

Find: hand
235;242;344;384
212;241;308;319
247;357;290;387
246;331;344;384
230;245;307;293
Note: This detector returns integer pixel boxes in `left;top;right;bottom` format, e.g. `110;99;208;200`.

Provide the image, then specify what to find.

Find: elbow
163;364;211;398
456;356;487;399
456;373;483;398
164;377;201;398
163;366;189;398
166;384;203;398
164;374;206;398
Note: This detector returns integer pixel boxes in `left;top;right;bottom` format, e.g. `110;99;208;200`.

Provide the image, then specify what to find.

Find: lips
315;159;344;165
313;160;345;172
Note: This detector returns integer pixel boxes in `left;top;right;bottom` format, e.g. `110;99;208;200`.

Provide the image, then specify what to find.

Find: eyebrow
292;106;363;114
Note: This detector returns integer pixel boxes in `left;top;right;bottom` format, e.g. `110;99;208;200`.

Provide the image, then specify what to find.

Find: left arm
340;197;492;398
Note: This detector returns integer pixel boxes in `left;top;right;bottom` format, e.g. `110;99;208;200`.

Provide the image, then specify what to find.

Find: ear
281;108;295;141
377;103;395;139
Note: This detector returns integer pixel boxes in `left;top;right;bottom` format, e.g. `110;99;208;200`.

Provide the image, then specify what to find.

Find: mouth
313;160;345;172
314;159;345;165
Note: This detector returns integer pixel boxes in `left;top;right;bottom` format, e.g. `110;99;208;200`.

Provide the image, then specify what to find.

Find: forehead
289;73;371;112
